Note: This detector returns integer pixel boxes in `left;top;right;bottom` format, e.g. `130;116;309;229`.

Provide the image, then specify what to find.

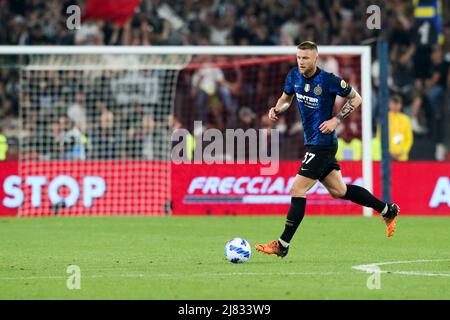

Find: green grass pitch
0;215;449;299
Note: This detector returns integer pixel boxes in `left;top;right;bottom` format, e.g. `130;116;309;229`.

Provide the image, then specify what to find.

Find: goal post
0;45;372;217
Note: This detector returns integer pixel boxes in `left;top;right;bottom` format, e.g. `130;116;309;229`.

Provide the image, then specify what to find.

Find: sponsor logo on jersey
314;85;322;95
340;80;347;89
295;93;319;109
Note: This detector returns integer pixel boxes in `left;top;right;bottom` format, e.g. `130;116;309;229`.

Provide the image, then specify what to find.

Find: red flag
83;0;140;26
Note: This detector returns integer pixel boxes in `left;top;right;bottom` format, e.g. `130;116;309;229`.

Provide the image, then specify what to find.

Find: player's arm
268;92;294;121
335;88;362;122
319;88;362;134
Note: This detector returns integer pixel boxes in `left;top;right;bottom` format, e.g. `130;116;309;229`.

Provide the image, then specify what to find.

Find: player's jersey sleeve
283;69;295;95
328;73;352;97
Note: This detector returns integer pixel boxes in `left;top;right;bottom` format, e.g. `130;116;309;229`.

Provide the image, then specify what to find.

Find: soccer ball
224;238;251;263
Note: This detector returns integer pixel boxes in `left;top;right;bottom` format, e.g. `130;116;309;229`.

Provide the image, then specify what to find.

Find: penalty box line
352;259;450;277
4;259;450;281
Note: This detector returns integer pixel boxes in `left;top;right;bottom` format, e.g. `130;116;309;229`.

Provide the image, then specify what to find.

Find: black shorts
297;145;340;181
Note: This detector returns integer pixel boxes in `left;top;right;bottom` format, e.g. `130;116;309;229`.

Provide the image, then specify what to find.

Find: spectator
123;103;154;158
280;14;301;46
57;116;86;160
90;109;120;159
336;128;362;161
238;107;257;131
425;46;448;113
425;45;449;161
142;115;155;160
27;22;51;45
0;81;14;118
75;23;104;45
47;120;61;159
383;95;414;161
0;124;8;160
390;34;424;132
170;115;195;161
68;92;87;133
209;12;233;45
191;62;238;129
125;108;151;160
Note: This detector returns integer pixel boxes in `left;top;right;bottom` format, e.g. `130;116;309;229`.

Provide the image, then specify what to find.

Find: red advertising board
0;161;449;216
172;162;366;215
389;162;450;215
0;161;170;216
0;161;18;216
171;162;450;216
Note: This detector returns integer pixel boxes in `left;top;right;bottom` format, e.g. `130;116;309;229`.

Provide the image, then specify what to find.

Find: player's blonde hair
297;41;318;54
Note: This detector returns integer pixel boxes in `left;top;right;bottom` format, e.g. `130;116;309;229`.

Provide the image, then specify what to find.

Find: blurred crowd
0;0;396;46
0;0;449;161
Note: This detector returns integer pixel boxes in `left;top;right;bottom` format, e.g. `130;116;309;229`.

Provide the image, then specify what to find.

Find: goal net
18;53;189;216
0;46;371;216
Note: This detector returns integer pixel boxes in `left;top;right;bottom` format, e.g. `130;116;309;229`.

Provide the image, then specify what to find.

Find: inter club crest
314;85;322;95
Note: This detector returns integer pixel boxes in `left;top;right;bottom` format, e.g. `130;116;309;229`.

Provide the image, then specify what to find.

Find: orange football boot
383;203;400;237
255;240;289;257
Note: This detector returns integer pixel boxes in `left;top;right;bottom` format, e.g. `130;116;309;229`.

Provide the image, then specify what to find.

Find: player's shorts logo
340;80;347;89
314;85;322;95
304;84;310;92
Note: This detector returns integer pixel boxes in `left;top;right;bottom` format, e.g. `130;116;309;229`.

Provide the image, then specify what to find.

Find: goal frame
0;45;373;216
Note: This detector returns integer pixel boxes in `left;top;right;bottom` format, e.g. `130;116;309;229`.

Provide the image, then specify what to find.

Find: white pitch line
352;259;450;277
3;259;449;281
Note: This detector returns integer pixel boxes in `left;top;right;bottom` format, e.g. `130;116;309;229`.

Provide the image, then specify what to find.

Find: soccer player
255;41;400;258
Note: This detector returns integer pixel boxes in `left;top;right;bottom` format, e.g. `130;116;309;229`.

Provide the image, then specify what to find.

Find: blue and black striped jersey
284;67;352;146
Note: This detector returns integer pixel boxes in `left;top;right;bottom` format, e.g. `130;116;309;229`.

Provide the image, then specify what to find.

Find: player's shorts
297;144;340;181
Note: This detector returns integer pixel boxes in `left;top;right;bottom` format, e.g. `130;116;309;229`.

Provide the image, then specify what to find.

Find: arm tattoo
346;90;356;99
336;89;357;121
337;100;355;120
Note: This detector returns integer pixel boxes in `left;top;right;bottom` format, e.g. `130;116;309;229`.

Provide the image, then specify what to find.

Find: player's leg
320;169;387;212
280;174;317;245
320;169;400;237
255;174;317;257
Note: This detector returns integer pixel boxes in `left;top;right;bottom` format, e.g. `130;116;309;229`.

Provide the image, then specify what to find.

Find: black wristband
336;114;344;122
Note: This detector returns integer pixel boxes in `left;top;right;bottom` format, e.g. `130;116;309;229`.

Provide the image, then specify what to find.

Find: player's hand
268;107;279;121
319;117;340;134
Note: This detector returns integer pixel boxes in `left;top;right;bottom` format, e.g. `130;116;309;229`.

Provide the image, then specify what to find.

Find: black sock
279;197;306;246
342;184;386;213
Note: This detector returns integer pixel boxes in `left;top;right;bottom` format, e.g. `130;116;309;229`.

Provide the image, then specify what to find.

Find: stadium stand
0;0;449;161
